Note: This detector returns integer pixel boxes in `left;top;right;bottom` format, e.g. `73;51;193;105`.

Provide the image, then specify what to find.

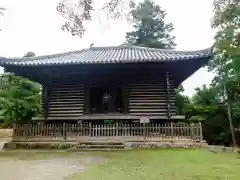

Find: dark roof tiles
0;46;212;66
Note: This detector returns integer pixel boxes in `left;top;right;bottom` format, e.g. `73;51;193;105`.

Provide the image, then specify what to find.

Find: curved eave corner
0;56;8;66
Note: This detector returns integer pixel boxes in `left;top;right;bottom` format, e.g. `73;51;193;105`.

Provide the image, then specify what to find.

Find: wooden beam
165;72;171;118
84;83;90;114
43;85;49;120
122;84;129;114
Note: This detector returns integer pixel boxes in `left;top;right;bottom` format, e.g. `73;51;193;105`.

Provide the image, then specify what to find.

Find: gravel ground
0;157;102;180
0;138;103;180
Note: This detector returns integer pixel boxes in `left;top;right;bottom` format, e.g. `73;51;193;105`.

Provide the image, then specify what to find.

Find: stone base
3;140;208;150
124;141;208;149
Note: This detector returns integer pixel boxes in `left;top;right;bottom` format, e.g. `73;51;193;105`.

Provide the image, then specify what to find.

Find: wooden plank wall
128;73;176;117
43;72;177;120
47;79;85;120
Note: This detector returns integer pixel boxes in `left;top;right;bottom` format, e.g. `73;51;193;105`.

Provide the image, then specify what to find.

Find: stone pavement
0;152;103;180
0;138;11;151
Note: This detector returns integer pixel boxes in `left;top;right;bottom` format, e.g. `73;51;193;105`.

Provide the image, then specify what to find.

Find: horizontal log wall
47;79;85;120
43;72;177;120
128;75;176;117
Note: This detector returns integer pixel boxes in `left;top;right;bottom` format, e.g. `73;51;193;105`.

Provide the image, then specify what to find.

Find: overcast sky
0;0;215;96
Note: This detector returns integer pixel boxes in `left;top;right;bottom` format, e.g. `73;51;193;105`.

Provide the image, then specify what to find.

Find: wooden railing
12;122;203;142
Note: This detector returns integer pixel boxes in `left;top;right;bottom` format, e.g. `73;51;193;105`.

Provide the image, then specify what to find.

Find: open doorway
89;86;123;113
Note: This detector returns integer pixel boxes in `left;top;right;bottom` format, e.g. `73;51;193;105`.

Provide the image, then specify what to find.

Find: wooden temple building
0;46;212;124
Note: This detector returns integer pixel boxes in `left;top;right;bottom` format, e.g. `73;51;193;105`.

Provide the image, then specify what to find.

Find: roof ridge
88;45;212;54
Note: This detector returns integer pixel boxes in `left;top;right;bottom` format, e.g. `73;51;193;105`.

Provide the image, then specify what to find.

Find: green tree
211;0;240;147
184;85;233;145
124;0;175;48
0;52;41;125
175;85;190;115
0;74;41;124
212;0;240;81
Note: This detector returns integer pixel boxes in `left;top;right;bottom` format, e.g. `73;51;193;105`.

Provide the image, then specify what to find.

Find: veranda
12;122;203;142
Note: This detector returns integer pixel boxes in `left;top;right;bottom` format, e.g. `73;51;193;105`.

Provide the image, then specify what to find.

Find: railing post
63;123;66;140
190;123;194;140
116;123;118;136
143;123;146;142
12;123;16;141
199;122;203;141
89;122;92;137
170;122;174;140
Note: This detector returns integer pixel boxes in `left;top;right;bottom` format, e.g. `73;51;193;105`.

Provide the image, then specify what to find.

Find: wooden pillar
122;84;129;114
43;85;49;120
165;72;171;119
84;83;90;114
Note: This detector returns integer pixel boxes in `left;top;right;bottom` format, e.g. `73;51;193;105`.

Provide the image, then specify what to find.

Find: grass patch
68;149;240;180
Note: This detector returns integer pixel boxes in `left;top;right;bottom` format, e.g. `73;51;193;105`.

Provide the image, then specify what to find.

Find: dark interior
89;86;123;113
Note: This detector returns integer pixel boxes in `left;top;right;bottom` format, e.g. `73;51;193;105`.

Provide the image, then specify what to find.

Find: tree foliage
175;85;190;115
57;0;94;37
0;52;41;126
209;0;240;146
57;0;138;37
124;0;175;48
0;73;42;124
24;51;36;57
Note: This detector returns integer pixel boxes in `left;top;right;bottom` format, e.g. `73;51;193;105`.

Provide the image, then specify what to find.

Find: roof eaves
0;46;213;67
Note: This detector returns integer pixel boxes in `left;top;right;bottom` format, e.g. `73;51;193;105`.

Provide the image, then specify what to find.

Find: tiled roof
0;46;212;66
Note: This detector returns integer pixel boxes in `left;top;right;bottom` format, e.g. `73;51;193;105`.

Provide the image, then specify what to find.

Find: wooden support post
84;84;90;114
170;122;174;140
122;84;129;114
143;123;146;142
165;72;171;119
43;85;49;120
63;123;66;140
116;123;119;136
12;123;16;140
190;123;194;140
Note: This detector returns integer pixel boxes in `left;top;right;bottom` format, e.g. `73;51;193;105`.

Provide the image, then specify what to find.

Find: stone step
75;144;125;148
68;148;128;152
77;141;124;145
